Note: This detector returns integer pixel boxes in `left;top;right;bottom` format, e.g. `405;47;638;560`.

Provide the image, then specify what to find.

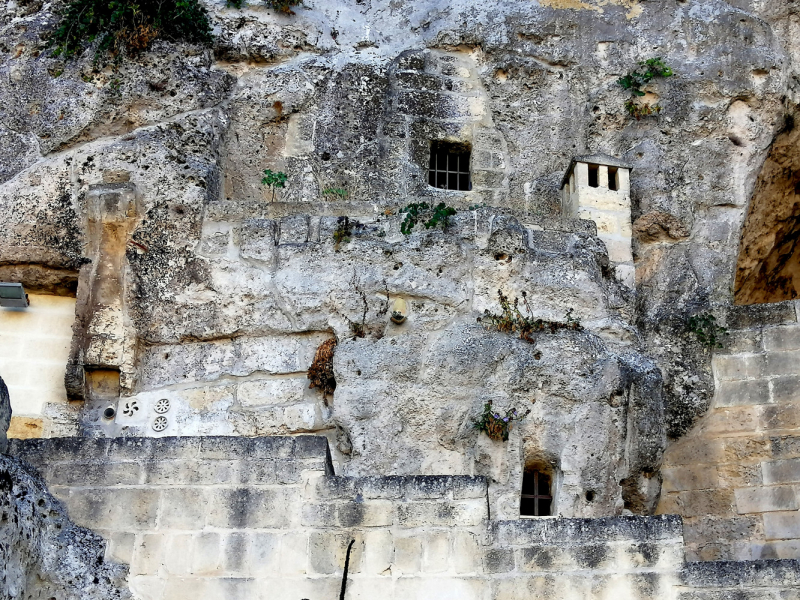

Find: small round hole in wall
103;406;116;420
586;490;596;502
152;416;168;432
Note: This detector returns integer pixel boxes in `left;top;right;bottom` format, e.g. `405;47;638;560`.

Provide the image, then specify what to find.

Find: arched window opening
520;468;552;517
734;114;800;305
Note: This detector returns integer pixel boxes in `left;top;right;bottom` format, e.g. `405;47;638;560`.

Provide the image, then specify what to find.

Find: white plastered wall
0;294;75;437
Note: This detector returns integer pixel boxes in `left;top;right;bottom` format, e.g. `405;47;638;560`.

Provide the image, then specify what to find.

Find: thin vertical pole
339;539;356;600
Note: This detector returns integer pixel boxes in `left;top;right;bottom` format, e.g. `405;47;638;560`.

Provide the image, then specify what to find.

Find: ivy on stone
399;202;457;235
618;57;674;119
688;312;729;349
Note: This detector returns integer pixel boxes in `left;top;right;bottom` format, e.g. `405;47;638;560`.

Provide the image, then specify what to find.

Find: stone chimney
562;154;634;287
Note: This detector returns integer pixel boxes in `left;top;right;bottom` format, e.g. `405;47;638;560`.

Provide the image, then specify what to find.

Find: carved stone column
65;178;140;404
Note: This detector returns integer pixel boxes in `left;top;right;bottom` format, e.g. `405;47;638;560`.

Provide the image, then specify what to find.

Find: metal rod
339;539;356;600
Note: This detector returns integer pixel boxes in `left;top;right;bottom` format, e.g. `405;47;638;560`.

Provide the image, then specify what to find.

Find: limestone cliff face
0;0;798;521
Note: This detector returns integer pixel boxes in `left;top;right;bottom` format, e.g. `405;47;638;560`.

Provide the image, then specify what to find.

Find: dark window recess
588;164;599;188
520;469;552;516
428;141;472;191
608;167;618;191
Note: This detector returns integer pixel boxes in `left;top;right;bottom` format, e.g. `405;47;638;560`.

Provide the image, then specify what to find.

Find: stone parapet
678;559;800;599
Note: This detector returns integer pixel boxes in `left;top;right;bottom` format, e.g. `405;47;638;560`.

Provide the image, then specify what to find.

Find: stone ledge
491;515;684;546
314;474;488;501
9;435;335;475
680;558;800;587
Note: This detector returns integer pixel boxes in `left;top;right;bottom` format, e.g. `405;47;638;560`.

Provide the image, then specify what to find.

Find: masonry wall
658;301;800;561
10;434;800;599
7;435;685;600
0;293;76;439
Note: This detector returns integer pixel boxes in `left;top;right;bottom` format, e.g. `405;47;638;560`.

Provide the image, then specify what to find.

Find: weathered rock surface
0;375;9;454
1;0;800;553
734;116;800;305
0;453;131;599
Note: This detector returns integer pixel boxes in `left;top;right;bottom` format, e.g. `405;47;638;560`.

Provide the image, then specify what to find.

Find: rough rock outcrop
0;454;131;599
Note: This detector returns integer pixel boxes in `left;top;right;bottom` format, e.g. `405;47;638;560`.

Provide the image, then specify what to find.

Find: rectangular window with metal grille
428;141;472;191
520;469;552;516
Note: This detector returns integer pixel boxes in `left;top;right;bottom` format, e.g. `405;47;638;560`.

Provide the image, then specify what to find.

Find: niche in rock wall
734;116;800;305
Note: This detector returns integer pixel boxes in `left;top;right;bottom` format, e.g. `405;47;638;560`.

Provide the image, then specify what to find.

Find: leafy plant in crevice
322;187;348;201
624;100;662;120
478;290;583;344
49;0;214;63
261;169;288;201
617;57;674;120
688;312;729;349
473;400;530;442
308;337;337;401
264;0;302;13
399;202;457;235
333;216;363;250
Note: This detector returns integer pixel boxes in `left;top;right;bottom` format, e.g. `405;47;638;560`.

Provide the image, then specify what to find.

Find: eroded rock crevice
735;112;800;305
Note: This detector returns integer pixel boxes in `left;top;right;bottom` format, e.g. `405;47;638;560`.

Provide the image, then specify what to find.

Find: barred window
520;469;552;517
428;141;471;191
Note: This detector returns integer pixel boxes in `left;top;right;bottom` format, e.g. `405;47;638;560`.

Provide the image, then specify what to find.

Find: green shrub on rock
50;0;213;62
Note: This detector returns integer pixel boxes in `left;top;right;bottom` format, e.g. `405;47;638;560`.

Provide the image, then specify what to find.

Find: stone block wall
0;453;131;600
485;517;684;599
9;434;800;599
11;436;335;599
6;435;692;600
0;293;76;438
658;302;800;560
